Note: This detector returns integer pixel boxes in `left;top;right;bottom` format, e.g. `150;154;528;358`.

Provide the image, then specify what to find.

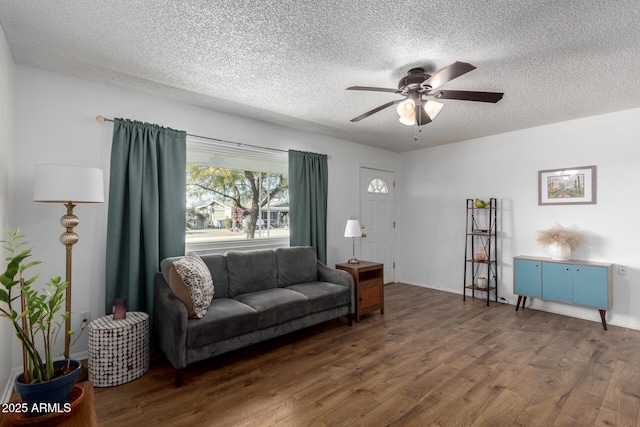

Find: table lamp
33;164;104;358
344;219;361;264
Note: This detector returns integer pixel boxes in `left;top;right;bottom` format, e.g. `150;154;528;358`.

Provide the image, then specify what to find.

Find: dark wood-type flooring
93;283;640;426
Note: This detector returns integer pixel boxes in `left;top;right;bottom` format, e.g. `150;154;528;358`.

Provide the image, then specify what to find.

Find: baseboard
1;350;88;404
1;366;20;404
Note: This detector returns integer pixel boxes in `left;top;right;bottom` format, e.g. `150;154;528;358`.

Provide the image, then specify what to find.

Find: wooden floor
93;283;640;426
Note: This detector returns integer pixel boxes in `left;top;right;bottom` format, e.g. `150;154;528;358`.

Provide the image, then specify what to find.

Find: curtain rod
96;115;291;154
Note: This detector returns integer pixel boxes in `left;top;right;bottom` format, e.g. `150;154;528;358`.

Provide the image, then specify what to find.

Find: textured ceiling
1;1;639;152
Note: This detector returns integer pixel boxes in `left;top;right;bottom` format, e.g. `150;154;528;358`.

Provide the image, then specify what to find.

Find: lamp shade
344;219;361;238
33;164;105;203
396;98;415;118
397;99;416;126
399;116;416;126
424;100;444;120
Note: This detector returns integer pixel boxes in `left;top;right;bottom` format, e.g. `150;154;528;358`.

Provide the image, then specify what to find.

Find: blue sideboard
513;256;613;330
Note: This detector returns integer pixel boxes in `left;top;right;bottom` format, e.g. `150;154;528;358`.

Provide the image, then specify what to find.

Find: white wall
397;108;640;329
9;59;640;379
11;65;398;367
0;23;14;401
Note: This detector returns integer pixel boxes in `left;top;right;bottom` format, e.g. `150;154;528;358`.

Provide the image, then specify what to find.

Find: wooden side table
336;261;384;322
88;311;150;387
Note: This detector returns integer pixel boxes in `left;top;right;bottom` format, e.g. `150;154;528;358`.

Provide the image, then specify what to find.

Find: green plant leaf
21;261;41;271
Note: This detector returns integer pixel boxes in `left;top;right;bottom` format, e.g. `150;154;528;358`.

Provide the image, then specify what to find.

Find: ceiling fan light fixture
347;62;503;127
399;116;416;126
396;98;415;120
424;100;444;120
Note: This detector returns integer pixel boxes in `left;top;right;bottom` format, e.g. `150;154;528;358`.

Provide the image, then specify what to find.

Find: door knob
361;232;367;238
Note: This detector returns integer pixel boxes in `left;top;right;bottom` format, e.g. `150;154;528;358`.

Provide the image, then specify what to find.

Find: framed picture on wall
538;165;597;205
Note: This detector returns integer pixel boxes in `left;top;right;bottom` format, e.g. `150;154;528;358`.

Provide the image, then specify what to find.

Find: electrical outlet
618;265;627;276
79;311;90;328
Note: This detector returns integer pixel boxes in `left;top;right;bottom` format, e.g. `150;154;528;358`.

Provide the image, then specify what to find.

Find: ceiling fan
347;61;503;126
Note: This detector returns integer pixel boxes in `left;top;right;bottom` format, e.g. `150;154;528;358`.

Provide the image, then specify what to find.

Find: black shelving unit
463;198;497;306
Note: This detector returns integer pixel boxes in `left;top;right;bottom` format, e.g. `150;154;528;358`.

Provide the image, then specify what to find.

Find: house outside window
185;136;289;252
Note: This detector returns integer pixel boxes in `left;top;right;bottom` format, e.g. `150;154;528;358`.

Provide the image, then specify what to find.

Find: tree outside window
185;143;289;244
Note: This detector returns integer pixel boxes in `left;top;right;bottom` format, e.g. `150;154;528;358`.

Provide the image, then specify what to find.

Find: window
186;137;289;249
368;177;389;194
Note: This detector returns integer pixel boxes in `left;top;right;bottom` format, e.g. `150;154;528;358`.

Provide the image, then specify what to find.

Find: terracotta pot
476;246;487;261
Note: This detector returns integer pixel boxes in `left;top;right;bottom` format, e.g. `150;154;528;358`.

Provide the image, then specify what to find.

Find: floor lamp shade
33;164;105;203
32;163;104;359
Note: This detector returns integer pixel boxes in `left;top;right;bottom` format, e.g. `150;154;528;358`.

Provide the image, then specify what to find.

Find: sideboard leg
515;295;522;311
599;309;608;331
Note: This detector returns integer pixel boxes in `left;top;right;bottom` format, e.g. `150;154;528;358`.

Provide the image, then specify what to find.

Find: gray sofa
153;246;354;386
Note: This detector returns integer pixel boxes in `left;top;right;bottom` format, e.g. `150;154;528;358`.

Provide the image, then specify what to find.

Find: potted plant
0;228;81;417
536;223;584;260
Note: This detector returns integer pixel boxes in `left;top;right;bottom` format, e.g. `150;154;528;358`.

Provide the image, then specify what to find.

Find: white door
359;167;394;283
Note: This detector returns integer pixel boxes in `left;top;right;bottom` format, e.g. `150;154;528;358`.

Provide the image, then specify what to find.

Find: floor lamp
33;164;104;359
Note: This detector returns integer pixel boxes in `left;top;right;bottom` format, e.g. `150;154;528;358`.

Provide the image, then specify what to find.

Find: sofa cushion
286;282;350;313
187;299;258;347
172;252;214;318
199;254;229;299
234;288;309;329
275;247;318;287
227;250;277;297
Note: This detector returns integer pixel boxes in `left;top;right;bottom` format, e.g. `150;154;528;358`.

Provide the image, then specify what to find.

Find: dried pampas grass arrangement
536;223;584;249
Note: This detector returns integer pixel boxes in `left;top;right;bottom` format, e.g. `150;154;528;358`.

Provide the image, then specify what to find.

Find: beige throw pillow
170;252;214;318
168;265;198;318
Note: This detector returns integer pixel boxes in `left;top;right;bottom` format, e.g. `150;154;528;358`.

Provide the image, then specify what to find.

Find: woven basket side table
88;311;150;387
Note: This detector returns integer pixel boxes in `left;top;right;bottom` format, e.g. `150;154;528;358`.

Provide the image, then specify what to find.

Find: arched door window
367;177;389;194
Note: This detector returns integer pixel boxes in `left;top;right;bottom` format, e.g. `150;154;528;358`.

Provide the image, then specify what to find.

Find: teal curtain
288;150;328;263
105;118;186;318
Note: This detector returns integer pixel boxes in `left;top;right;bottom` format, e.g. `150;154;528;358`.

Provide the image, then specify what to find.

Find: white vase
548;242;571;260
475;277;488;289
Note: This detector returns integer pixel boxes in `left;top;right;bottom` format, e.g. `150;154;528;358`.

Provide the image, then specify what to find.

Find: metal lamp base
347;236;360;264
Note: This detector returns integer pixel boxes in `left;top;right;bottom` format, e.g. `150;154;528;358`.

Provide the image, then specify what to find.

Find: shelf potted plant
536;223;584;260
0;228;81;417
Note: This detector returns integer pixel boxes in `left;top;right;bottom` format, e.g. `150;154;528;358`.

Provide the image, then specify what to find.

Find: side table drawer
359;279;383;309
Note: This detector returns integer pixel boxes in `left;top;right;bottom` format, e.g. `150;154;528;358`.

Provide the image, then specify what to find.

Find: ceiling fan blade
432;90;504;103
350;100;401;122
422;61;476;90
346;86;400;94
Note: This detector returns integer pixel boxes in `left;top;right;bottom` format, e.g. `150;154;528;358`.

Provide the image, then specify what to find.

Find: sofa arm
317;261;355;314
153;272;189;369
